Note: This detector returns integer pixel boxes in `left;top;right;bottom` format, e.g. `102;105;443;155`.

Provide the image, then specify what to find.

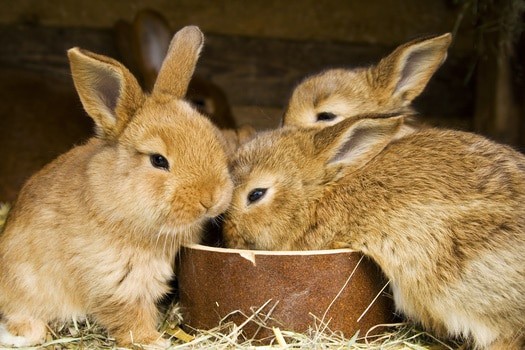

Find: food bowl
177;244;394;341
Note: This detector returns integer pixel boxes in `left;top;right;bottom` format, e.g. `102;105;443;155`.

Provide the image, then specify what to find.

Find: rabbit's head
114;9;237;129
69;26;233;239
282;33;451;128
223;115;404;250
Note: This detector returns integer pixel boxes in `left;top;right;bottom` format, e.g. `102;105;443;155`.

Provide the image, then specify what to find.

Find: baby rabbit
0;26;233;348
223;114;525;349
282;33;451;131
114;8;237;128
114;9;256;154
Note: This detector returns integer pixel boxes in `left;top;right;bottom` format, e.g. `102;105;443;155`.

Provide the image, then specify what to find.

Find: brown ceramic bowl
177;244;395;341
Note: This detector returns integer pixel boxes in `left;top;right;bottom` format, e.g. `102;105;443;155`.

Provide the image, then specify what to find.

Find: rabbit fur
0;26;233;347
282;33;451;134
113;9;256;155
223;114;525;349
114;9;236;128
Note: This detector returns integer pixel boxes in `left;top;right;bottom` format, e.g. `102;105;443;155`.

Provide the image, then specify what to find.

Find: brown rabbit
282;33;451;132
114;9;256;155
0;26;233;348
114;9;237;128
222;114;525;349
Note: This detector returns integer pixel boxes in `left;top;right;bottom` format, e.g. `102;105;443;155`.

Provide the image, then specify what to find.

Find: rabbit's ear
152;25;204;98
133;9;172;91
315;115;404;170
375;33;452;104
68;48;144;139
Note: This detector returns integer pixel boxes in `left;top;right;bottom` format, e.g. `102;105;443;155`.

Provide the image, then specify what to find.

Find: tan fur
223;115;525;350
113;9;256;148
0;26;233;348
282;33;451;132
220;124;258;155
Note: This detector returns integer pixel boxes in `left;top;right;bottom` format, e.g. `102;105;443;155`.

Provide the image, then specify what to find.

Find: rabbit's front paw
0;316;46;347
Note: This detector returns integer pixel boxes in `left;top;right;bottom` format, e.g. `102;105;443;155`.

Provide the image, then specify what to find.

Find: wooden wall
0;1;479;127
0;1;474;47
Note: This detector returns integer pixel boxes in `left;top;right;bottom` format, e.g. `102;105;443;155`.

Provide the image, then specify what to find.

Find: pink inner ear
94;68;120;112
394;49;437;97
330;128;367;164
143;30;170;75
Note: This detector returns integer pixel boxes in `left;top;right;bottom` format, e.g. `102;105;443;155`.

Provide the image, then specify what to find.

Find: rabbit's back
0;137;178;324
340;128;525;275
0;140;103;318
335;128;525;346
4;139;101;230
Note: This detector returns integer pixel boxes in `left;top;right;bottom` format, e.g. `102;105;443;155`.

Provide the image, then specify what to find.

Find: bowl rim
182;243;356;256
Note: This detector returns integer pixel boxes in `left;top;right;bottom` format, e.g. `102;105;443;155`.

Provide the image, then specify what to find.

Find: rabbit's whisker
162;229;170;256
154;230;162;250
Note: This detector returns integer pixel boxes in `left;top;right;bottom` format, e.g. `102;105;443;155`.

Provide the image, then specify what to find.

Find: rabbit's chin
156;219;205;244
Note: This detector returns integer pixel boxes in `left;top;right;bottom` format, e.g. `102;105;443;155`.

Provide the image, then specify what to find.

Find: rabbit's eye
316;112;337;122
150;154;170;171
247;188;267;204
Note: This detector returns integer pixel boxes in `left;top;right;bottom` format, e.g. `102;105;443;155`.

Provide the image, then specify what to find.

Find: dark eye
150;154;169;170
247;188;267;204
316;112;337;122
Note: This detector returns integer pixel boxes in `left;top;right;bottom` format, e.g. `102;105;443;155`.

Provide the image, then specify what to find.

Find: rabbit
114;9;238;129
281;33;452;136
0;25;233;348
113;9;256;154
222;114;525;350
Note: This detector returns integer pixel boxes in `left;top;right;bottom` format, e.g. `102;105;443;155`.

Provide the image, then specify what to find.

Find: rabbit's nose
201;180;233;217
200;194;214;212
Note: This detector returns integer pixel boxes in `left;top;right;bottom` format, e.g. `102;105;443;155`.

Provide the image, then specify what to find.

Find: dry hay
21;315;456;350
0;205;459;349
11;300;460;350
